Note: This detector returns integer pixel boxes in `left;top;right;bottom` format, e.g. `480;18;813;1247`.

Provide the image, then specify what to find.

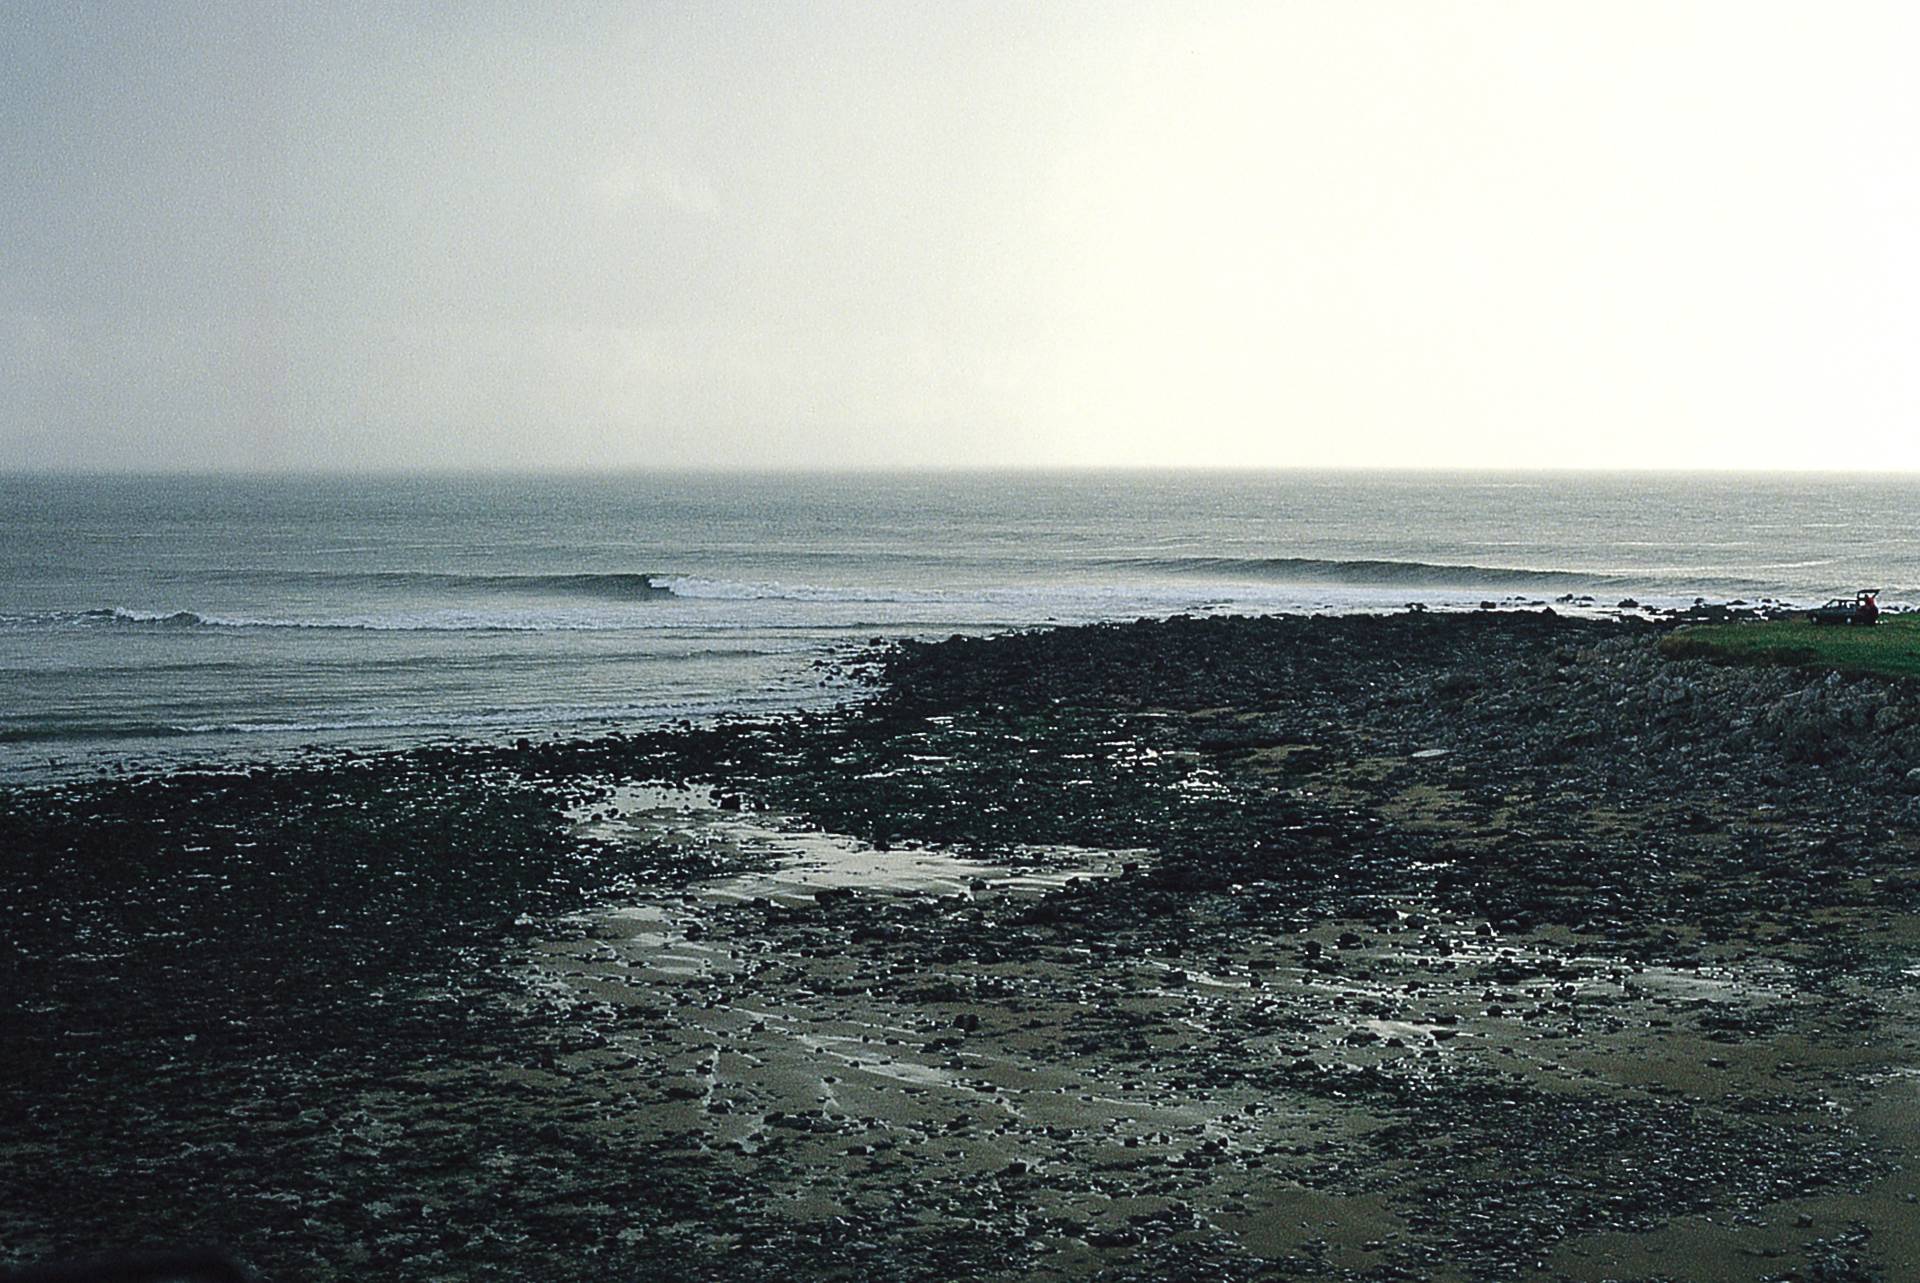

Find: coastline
9;466;1909;786
4;609;1918;1281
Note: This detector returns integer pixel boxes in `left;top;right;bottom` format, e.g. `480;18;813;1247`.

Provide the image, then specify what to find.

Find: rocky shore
4;610;1918;1281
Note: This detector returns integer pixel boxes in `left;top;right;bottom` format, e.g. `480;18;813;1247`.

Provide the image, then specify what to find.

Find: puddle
573;782;1135;909
534;780;1153;1105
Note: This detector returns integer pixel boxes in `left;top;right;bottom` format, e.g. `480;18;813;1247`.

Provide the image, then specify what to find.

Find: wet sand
4;611;1918;1280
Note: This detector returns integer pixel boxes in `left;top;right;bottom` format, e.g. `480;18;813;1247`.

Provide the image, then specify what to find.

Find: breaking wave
5;606;687;633
1101;555;1780;595
262;571;676;600
0;574;676;633
0;562;1839;639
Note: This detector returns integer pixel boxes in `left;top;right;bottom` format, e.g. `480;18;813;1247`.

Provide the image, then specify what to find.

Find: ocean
3;470;1916;780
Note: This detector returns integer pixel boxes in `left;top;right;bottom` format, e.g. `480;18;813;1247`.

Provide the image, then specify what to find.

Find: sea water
4;470;1917;779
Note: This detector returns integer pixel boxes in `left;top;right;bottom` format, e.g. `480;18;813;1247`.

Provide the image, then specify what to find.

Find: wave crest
79;607;644;633
311;571;675;600
1108;555;1639;590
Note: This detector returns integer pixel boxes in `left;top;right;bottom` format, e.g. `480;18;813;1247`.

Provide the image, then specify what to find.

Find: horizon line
6;462;1920;480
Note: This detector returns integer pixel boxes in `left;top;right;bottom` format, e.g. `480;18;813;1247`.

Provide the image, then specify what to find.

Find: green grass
1659;614;1920;680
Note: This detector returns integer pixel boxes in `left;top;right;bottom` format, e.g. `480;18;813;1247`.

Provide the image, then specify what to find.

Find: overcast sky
5;1;1918;471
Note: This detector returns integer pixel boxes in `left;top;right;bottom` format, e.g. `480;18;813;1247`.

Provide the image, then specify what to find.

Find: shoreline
0;597;1798;788
5;610;1918;1280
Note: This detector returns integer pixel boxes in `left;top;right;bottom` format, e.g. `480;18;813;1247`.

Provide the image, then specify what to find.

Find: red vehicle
1810;590;1879;625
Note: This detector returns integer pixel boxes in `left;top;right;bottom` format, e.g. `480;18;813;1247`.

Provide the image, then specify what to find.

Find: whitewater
4;469;1917;779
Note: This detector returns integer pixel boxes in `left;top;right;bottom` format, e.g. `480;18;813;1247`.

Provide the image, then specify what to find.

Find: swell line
1098;555;1782;594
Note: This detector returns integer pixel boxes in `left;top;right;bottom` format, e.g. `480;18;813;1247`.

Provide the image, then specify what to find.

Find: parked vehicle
1810;590;1879;625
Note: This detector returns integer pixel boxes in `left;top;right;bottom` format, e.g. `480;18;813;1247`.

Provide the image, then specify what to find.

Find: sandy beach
4;610;1917;1281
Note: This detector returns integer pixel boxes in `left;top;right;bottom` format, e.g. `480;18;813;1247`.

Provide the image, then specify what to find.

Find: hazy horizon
8;462;1920;480
8;2;1920;473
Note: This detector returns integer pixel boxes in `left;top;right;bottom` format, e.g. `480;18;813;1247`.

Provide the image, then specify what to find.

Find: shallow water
572;782;1133;917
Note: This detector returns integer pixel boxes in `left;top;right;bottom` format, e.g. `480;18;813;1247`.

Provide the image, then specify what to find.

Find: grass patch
1659;615;1920;680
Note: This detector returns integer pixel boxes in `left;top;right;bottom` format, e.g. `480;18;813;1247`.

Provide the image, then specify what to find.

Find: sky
4;1;1919;472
